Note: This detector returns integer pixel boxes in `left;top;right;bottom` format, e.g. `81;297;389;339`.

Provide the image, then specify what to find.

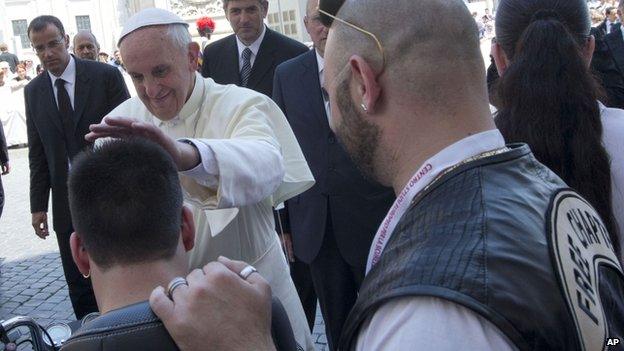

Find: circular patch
548;190;623;351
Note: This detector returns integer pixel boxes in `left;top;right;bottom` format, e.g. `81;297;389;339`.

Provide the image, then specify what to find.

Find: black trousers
56;230;98;319
309;215;365;351
290;258;317;331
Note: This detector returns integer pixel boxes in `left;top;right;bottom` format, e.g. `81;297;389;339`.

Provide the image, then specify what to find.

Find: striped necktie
240;47;252;87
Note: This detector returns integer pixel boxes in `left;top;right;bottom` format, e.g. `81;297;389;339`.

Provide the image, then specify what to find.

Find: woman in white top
490;0;624;261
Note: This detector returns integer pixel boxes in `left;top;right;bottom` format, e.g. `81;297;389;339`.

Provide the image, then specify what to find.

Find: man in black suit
201;0;309;97
272;1;394;348
598;6;620;39
606;5;624;81
591;2;624;109
25;15;129;319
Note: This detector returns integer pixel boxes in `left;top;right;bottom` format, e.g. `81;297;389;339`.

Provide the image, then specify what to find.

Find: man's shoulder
107;96;147;117
275;50;312;76
605;28;624;45
264;29;309;53
204;77;272;104
77;58;122;76
25;73;47;93
203;34;235;55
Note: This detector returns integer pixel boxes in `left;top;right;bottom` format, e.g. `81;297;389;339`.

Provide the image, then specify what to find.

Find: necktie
54;78;78;159
321;87;331;121
240;47;252;87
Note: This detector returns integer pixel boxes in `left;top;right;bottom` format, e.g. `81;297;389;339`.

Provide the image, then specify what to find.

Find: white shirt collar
315;49;324;75
48;55;76;86
236;25;267;59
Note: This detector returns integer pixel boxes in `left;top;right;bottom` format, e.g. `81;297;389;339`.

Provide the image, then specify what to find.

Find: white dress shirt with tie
236;25;267;71
315;49;332;120
48;55;76;109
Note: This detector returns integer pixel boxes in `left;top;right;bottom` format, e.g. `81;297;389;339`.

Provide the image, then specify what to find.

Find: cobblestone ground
0;147;329;350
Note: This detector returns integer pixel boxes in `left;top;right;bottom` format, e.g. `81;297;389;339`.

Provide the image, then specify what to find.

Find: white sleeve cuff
177;138;219;189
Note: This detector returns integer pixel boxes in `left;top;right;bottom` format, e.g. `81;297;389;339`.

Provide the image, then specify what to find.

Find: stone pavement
0;147;328;350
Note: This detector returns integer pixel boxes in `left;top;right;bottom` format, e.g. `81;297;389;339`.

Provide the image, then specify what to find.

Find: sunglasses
317;3;386;72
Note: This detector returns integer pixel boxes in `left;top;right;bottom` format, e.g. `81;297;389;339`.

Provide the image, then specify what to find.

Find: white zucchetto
118;8;189;46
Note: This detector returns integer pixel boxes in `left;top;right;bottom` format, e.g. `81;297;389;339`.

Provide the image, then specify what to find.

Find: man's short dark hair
68;138;183;270
223;0;266;9
27;15;66;39
606;6;617;15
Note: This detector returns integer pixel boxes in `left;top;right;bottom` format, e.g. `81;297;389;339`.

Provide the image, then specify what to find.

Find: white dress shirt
314;49;331;120
236;25;267;71
606;19;615;34
48;55;76;109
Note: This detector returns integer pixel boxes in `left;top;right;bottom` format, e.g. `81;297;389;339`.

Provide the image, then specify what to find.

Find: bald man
73;30;100;61
150;0;624;350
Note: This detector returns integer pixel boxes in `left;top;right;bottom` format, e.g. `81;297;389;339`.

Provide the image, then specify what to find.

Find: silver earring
361;103;368;112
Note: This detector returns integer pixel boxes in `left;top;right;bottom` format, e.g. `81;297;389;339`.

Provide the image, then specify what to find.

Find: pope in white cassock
86;8;316;350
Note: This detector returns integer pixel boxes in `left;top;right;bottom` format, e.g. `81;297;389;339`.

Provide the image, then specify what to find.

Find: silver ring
239;265;258;280
167;277;188;299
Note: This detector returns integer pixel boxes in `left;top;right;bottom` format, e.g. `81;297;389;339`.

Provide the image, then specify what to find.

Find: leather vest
339;145;624;350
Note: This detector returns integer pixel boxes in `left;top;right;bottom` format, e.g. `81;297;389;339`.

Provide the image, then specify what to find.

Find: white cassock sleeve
179;136;284;208
356;296;518;351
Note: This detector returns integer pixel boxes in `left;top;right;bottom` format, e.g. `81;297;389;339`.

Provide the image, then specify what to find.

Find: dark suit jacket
273;50;394;266
25;56;129;234
606;25;624;76
0;121;7;165
201;28;309;97
592;24;624;109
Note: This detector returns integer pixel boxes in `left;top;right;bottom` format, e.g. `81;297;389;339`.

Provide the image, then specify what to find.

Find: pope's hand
149;257;275;351
86;116;200;171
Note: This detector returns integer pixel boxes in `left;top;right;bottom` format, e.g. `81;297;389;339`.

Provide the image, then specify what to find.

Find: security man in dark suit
25;15;129;319
201;0;309;97
272;1;394;348
605;4;624;95
592;3;624;109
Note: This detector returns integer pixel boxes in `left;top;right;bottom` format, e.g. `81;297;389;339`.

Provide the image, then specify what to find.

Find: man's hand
150;256;275;351
86;116;200;171
1;162;9;175
32;212;49;239
280;232;295;263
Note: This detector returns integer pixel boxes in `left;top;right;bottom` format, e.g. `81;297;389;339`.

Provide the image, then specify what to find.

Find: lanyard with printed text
365;131;507;274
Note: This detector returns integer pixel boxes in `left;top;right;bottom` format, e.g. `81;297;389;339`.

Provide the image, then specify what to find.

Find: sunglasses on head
317;0;386;72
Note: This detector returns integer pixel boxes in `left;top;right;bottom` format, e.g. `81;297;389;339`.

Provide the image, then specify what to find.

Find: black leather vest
339;145;624;350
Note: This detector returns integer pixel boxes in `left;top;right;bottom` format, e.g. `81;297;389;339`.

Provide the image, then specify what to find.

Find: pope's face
121;26;198;121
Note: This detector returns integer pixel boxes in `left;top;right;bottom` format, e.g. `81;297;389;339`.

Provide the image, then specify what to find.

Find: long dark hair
494;0;620;256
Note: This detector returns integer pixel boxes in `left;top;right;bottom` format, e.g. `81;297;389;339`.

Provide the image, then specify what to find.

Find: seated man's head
68;138;195;313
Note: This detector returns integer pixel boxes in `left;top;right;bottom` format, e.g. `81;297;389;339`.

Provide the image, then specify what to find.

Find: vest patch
548;190;623;351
